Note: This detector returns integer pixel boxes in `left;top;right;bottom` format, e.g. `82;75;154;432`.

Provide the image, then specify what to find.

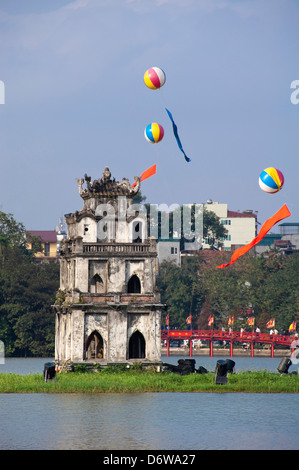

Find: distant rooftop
27;230;57;242
279;223;299;226
227;210;257;218
278;223;299;235
256;233;282;246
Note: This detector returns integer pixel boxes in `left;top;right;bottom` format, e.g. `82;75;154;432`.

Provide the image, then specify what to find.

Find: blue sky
0;0;298;231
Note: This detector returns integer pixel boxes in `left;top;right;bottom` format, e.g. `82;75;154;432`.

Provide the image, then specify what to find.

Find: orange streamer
217;204;291;269
132;164;156;187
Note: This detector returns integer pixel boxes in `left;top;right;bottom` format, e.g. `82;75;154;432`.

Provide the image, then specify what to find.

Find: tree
132;191;146;205
253;253;299;332
26;233;44;254
0;211;26;250
198;252;299;333
203;208;228;248
0;211;59;356
196;298;213;329
157;256;205;328
157;244;299;334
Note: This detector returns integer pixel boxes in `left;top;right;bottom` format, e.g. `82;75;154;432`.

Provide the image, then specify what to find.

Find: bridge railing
161;329;294;346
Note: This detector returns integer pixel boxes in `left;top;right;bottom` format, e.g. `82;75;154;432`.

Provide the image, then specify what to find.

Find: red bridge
161;329;296;358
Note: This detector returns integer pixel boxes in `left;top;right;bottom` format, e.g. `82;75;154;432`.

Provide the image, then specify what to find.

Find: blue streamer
165;108;191;162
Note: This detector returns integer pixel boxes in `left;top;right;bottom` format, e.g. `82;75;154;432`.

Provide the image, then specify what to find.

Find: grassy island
0;365;298;394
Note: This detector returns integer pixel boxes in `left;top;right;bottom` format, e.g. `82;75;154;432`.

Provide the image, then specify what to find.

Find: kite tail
165;108;191;162
217;204;291;268
131;164;156;187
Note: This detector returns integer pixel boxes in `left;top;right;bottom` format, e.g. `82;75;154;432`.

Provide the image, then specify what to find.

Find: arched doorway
129;331;145;359
128;274;141;293
86;331;104;359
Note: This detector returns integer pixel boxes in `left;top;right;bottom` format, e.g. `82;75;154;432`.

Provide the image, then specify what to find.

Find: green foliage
157;255;205;328
0;211;27;250
132;191;146;204
203;208;228;248
1;208;298;360
55;289;66;305
158;252;299;333
26;234;44;254
0;370;298;394
73;364;88;373
0;212;59;357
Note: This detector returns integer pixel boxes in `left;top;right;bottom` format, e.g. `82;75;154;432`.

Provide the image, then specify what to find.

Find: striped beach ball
259;167;284;193
144;67;166;90
144;123;164;143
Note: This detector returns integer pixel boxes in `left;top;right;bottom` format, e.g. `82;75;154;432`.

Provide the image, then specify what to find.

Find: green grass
0;368;298;393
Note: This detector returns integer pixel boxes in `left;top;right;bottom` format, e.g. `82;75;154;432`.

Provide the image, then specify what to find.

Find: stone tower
54;167;164;366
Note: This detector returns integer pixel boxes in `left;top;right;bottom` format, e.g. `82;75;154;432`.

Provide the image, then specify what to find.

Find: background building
157;238;181;267
203;201;257;251
26;230;58;262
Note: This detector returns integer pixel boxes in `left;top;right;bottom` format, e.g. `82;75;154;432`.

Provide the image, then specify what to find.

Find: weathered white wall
55;173;163;365
56;309;161;363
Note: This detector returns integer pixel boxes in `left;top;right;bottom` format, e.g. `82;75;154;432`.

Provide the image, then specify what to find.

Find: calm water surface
1;354;298;375
0;356;298;450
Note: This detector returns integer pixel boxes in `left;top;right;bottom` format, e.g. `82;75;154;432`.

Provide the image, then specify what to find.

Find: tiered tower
54;167;164;365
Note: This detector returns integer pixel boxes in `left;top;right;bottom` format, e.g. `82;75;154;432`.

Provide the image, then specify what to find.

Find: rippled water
0;357;298;450
0;392;298;450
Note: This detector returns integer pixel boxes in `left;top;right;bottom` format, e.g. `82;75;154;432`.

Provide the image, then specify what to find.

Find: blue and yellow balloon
259;167;284;193
144;123;164;143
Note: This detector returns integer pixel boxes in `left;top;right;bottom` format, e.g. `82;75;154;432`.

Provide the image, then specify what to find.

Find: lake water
0;356;298;451
1;354;298;375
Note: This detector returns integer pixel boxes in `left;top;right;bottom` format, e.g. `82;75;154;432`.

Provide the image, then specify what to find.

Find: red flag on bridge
186;315;192;324
266;319;275;328
208;315;214;326
228;316;234;325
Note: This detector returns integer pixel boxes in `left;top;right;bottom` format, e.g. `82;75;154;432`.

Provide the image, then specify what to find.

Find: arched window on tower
90;274;104;294
129;331;145;359
132;221;142;243
86;331;104;359
127;274;141;294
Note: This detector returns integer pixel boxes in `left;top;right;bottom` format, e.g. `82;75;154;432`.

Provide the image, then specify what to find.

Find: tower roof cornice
76;167;141;200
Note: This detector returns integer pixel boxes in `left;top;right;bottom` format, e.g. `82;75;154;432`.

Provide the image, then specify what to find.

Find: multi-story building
156;201;258;265
278;222;299;253
203;201;257;251
157;238;181;267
